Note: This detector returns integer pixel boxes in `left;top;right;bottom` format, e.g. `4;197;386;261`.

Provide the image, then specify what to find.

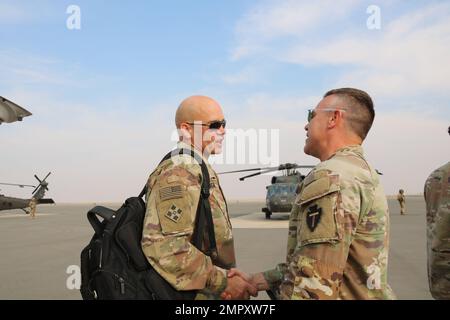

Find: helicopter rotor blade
32;186;40;194
287;164;316;170
218;168;266;175
42;172;51;181
0;182;36;188
218;165;288;175
239;168;280;181
32;172;51;194
220;163;316;181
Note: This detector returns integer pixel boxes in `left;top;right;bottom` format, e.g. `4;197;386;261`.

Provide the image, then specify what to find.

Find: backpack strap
141;148;218;258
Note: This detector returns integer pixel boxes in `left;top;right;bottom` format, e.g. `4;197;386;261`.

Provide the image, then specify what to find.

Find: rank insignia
165;204;183;223
306;204;322;232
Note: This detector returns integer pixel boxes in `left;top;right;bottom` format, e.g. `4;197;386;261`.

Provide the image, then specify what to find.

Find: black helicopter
219;163;315;219
0;97;52;214
0;172;55;214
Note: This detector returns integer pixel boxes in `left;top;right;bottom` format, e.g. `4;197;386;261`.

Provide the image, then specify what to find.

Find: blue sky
1;0;449;202
1;1;250;105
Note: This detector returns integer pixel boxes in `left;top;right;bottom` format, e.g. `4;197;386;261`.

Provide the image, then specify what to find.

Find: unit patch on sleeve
165;204;183;223
306;204;322;232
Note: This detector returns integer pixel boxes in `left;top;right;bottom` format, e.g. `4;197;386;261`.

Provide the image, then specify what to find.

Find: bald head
175;95;226;156
175;95;222;128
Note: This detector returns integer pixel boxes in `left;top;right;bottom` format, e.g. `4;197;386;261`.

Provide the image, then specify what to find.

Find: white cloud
233;1;450;97
232;0;360;60
284;5;450;95
0;51;73;86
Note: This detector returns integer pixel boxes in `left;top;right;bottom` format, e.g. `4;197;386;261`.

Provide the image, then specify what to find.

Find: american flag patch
160;185;183;201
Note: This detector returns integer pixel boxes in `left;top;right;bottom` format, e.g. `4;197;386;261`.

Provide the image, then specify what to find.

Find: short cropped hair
324;88;375;140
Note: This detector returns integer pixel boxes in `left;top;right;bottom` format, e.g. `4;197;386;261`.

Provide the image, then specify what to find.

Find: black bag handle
87;206;117;236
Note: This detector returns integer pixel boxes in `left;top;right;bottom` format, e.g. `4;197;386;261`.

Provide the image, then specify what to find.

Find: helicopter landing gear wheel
263;207;272;220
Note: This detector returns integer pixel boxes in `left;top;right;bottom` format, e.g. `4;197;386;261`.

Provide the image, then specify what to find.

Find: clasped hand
220;268;269;300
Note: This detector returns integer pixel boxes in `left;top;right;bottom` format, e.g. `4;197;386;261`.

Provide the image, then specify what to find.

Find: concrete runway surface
0;196;432;300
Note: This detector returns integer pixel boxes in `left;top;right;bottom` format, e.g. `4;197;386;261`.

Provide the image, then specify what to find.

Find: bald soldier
227;88;395;300
424;126;450;300
141;96;256;300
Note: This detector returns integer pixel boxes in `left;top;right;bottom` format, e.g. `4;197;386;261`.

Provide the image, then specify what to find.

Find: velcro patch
159;185;183;201
167;176;181;184
165;204;183;223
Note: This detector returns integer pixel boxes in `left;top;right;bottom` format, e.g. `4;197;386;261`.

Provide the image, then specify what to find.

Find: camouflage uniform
397;191;406;215
141;142;235;300
263;145;395;299
424;161;450;300
29;197;37;219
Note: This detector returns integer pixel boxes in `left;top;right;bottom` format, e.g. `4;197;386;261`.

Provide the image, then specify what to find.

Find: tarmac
0;196;432;300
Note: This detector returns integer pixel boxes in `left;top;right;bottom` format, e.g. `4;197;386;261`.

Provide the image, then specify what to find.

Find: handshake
220;269;270;300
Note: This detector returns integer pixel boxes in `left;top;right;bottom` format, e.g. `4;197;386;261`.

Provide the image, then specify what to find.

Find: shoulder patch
157;198;193;235
298;175;340;205
165;204;183;223
306;204;322;231
303;170;325;187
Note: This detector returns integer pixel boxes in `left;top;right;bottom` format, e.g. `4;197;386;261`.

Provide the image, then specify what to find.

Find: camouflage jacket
424;161;450;300
264;145;396;300
141;142;235;300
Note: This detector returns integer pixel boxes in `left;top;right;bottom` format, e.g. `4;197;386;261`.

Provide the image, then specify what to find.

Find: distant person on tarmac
397;189;406;215
29;197;37;219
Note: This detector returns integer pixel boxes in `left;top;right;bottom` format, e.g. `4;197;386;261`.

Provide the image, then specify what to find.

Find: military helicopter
0;96;32;124
0;97;52;214
0;172;55;214
219;163;315;219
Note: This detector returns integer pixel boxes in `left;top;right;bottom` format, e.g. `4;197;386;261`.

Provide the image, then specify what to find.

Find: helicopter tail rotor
32;172;51;198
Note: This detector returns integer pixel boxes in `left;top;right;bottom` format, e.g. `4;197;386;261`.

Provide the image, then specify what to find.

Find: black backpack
80;148;218;300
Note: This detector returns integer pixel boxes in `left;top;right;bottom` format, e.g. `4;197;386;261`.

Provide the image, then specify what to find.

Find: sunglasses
307;108;346;122
186;119;226;129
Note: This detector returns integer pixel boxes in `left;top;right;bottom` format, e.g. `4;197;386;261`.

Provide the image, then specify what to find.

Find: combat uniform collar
331;144;365;160
176;141;211;166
